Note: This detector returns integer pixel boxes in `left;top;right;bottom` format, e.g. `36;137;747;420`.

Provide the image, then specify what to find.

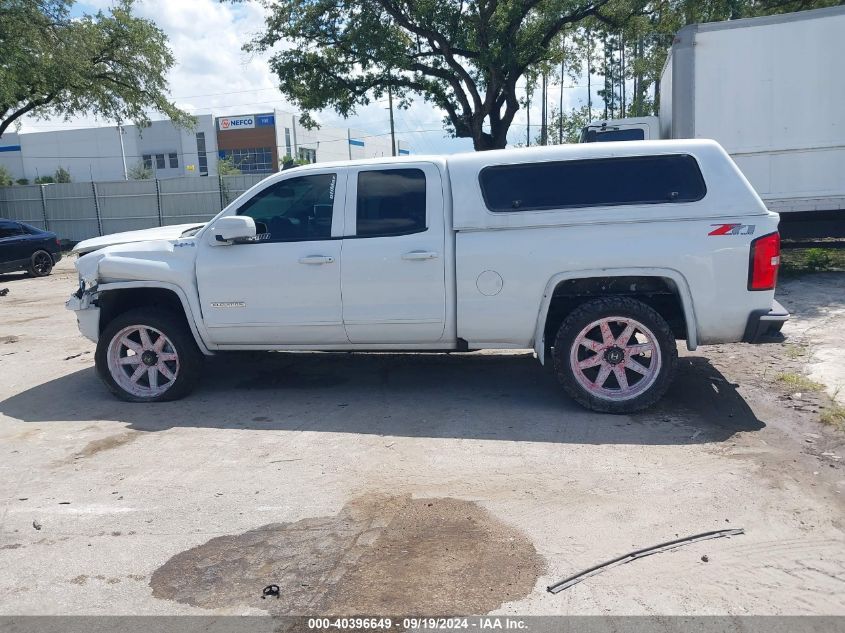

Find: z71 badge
708;223;756;236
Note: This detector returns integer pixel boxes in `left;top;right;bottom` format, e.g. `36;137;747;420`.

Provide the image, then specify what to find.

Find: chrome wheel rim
569;316;662;402
107;325;179;398
33;252;52;274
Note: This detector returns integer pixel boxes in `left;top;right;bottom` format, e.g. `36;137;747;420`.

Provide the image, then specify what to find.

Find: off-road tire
95;308;203;402
553;296;678;414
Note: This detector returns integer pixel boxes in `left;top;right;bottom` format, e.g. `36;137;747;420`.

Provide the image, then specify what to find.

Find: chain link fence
0;174;266;243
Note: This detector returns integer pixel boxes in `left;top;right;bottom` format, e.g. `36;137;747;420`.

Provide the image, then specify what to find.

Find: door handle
298;255;335;265
402;251;439;261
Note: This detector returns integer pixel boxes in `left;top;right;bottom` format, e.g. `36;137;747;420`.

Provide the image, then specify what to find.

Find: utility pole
526;85;530;147
541;71;547;145
387;75;396;157
559;63;564;144
117;124;128;180
586;32;592;115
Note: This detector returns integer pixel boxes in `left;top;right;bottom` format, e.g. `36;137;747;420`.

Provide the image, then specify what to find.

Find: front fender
96;281;214;355
532;267;698;365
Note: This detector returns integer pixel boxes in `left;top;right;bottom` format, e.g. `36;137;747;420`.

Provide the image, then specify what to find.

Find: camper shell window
479;154;706;212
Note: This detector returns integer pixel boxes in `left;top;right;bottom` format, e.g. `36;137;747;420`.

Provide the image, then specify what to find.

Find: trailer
580;5;845;238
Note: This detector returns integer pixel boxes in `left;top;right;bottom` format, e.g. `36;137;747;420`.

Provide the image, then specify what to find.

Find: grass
780;247;845;276
783;343;808;360
775;372;825;393
820;403;845;430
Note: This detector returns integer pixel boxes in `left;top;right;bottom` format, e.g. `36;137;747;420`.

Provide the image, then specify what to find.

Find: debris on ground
547;528;744;593
32;520;42;531
0;288;8;297
261;584;280;599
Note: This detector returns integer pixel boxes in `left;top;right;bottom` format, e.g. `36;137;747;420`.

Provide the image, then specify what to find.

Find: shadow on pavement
0;351;763;445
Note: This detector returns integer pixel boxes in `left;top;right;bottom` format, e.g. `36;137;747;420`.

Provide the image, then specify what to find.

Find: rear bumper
743;299;789;343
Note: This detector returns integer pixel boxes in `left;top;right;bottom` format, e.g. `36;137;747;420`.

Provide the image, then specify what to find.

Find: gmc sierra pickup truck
67;140;788;413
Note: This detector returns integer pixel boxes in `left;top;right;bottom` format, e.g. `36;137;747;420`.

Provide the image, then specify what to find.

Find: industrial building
0;109;409;183
216;110;408;173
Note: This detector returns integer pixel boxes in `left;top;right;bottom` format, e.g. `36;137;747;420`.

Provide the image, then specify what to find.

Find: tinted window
142;154;152;169
581;128;645;142
155;154;165;169
356;169;426;237
0;223;23;238
169;152;179;168
237;173;336;242
479;155;706;212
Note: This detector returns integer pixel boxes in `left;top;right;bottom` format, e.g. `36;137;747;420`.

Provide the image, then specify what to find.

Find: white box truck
580;5;845;238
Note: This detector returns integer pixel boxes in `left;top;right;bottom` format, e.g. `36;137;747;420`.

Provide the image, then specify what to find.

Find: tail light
55;238;61;247
748;232;780;291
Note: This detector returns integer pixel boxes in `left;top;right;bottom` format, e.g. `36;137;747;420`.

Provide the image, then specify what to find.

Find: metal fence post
155;179;163;226
38;185;51;231
218;175;226;210
92;181;103;236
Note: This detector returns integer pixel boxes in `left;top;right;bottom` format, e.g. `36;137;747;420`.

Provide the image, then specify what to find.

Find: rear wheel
553;297;678;413
28;250;53;277
95;308;202;402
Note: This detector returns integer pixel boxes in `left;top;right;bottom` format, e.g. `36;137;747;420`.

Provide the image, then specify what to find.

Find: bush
127;161;153;180
15;178;29;185
54;167;71;183
0;165;13;187
34;175;55;184
804;248;833;272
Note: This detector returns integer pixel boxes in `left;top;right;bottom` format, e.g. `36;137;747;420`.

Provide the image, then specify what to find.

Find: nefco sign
218;116;255;131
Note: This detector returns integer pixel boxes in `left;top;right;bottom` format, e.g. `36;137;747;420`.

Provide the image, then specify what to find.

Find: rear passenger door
341;164;446;344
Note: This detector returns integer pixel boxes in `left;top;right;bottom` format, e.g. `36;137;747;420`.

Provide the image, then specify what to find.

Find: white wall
0;132;25;181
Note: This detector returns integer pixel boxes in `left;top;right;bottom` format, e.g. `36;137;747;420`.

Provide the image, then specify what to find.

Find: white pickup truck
67;140;788;413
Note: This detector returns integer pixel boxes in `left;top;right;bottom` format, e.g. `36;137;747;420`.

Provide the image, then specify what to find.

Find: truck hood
75;235;199;289
71;223;204;255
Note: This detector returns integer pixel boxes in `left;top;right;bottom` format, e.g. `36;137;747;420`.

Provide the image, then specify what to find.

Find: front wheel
95;308;203;402
553;297;678;413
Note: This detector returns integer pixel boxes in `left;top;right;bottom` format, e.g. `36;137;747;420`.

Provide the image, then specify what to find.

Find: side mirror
207;216;256;245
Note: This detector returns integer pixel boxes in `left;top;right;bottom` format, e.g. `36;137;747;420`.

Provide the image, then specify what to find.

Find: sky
17;0;598;154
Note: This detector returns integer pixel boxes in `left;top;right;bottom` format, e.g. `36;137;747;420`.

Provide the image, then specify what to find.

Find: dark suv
0;219;62;277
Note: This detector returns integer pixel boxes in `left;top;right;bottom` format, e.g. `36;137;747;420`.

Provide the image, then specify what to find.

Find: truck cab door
340;163;446;344
195;168;348;345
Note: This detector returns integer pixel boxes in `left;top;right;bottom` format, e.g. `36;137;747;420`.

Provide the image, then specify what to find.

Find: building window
219;147;274;174
478;154;707;213
169;153;179;168
284;128;292;158
142;154;152;170
356;169;426;237
155;154;165;170
298;147;316;164
196;132;208;176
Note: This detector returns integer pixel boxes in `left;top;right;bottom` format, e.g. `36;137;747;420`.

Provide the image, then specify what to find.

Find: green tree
0;165;13;187
0;0;193;137
538;105;596;144
281;154;309;170
15;178;29;185
127;160;152;180
242;0;640;150
34;175;55;184
217;155;241;176
54;166;71;183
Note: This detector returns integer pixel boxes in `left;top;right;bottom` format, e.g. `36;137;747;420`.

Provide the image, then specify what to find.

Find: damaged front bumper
66;287;100;343
743;299;789;343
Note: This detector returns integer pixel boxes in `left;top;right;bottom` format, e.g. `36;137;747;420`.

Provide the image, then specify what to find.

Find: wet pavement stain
64;430;140;462
150;494;544;615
